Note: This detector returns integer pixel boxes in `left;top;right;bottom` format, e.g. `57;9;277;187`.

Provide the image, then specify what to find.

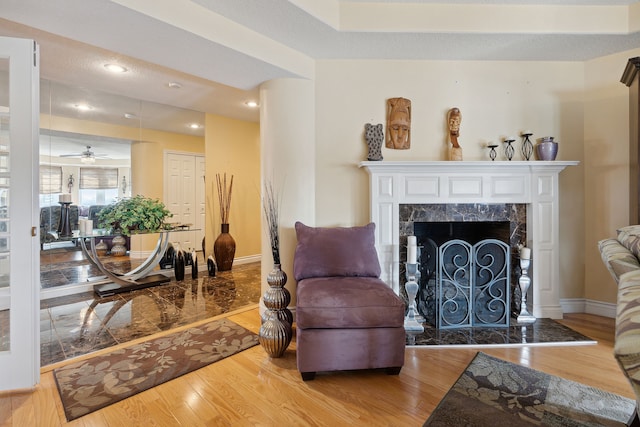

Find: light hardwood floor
0;310;633;426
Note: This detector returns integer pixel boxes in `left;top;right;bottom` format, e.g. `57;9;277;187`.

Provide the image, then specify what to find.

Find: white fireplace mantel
359;160;579;319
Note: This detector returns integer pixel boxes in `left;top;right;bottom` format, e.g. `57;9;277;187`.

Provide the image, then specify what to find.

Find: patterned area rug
424;352;638;426
54;318;259;421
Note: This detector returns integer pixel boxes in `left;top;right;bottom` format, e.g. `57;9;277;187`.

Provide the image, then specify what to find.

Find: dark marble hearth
406;318;595;347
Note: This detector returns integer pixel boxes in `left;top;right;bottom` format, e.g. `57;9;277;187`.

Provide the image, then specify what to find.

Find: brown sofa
293;222;406;381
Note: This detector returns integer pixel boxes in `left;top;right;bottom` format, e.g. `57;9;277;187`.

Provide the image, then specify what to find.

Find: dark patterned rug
424;352;638;426
54;318;259;421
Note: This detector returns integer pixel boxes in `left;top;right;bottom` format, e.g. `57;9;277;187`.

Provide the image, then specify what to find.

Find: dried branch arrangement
216;173;234;224
263;181;280;265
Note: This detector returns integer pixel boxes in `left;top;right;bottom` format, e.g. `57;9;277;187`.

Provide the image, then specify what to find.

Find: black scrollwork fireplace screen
437;239;510;329
412;219;514;329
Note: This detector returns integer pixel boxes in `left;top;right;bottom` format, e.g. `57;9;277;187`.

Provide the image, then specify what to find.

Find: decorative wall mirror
0;18;254;301
38;78;205;298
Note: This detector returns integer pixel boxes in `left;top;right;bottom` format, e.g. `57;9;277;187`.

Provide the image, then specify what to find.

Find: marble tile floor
406;317;596;347
39;261;262;366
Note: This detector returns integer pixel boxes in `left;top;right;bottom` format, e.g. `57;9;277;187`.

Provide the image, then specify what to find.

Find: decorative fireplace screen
437;239;510;329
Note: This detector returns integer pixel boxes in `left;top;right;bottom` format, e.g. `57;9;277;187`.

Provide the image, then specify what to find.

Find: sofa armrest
614;270;640;416
599;238;640;284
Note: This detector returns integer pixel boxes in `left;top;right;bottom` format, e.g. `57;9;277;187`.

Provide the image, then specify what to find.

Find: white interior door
165;152;204;253
0;37;41;391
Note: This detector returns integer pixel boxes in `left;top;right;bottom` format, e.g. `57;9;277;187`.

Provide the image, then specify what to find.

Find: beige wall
259;78;316;310
584;49;640;304
314;59;586;300
43;53;640;308
204;114;261;260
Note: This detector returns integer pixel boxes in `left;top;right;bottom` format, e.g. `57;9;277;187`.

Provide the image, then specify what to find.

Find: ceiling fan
59;146;109;164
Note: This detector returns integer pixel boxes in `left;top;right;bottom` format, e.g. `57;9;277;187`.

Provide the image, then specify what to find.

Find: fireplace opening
415;221;511;246
413;221;512;328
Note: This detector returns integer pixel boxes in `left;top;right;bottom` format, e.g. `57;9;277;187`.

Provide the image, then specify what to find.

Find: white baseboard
560;298;616;318
584;299;617;318
129;250;152;259
559;298;585;314
233;254;261;265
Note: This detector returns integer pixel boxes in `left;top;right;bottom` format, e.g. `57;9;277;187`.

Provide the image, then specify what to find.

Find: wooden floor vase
213;223;236;271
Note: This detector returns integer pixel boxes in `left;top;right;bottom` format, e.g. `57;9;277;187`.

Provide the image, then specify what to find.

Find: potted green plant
97;195;172;236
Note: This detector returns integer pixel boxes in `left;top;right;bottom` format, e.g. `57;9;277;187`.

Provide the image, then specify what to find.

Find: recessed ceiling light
124;113;137;119
74;103;93;111
168;82;182;89
104;63;128;73
245;101;259;108
189;123;201;129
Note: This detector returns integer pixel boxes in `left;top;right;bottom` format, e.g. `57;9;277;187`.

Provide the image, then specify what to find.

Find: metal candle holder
504;138;515;161
521;132;534;161
517;258;536;324
404;262;424;332
488;144;498;161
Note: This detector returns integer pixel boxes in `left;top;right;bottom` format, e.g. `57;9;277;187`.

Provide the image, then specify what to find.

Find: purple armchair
293;222;406;381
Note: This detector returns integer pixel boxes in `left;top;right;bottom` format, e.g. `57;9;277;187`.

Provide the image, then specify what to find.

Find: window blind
39;165;62;194
79;168;119;189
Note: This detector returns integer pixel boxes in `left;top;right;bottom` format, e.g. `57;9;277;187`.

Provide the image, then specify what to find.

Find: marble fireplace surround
359;161;578;319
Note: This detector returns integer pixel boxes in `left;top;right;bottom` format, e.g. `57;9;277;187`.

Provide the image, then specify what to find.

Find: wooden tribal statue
386;97;411;149
448;107;463;160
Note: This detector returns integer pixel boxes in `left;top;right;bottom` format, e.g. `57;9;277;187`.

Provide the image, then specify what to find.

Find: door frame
0;36;41;391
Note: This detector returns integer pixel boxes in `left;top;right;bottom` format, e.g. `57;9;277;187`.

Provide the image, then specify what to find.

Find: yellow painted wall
204;114;261;260
130;132;204;200
40;114;144;141
39;114;204;200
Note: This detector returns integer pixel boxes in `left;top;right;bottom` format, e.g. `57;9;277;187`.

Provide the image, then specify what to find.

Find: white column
259;78;315;315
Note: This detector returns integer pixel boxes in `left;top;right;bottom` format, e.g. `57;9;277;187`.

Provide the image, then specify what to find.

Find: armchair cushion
296;276;405;329
293;221;381;281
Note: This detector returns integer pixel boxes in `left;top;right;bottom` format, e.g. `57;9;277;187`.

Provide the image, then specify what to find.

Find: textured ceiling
194;0;640;63
1;0;640;154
